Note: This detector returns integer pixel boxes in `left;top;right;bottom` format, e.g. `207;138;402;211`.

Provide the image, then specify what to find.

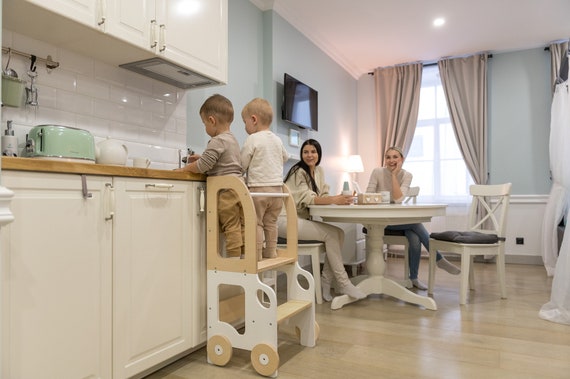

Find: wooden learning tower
206;176;318;377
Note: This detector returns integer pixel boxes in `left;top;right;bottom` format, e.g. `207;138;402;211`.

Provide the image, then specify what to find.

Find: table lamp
346;154;364;194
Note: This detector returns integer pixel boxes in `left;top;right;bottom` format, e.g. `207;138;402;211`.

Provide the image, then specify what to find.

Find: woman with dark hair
278;139;366;301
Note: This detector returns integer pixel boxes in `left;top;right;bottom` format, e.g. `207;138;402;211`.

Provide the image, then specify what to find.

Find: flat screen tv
282;73;318;131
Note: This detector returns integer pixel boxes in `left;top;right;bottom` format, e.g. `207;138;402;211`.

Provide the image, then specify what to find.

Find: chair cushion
430;231;499;244
362;227;406;236
277;237;323;245
384;229;406;236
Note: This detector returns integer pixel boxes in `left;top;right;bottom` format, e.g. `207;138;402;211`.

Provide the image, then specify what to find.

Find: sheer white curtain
539;43;570;325
373;63;423;164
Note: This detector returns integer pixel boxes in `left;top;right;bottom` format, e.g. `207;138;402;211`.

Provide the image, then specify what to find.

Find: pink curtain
438;54;489;185
373;63;423;165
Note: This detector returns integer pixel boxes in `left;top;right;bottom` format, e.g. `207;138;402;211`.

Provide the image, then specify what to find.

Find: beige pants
218;189;244;257
250;186;283;259
277;216;351;288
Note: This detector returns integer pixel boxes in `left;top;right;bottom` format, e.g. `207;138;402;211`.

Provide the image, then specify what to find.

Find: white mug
133;157;151;168
380;191;390;203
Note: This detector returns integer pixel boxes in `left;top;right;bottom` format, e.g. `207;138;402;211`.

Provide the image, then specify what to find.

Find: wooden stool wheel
251;343;279;377
207;335;233;366
295;321;320;343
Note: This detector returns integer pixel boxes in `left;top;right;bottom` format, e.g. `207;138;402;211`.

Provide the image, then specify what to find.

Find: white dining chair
428;183;512;305
277;237;325;304
383;186;420;286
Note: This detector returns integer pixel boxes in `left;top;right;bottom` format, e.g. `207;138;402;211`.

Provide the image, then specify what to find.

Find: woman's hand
387;159;402;176
314;194;355;206
331;194;356;205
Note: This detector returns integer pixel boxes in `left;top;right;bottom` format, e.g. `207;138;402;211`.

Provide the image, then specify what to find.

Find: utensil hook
30;55;37;73
4;48;11;71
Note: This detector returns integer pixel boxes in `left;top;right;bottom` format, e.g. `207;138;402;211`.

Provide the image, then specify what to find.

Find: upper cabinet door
104;0;156;50
156;0;228;83
25;0;99;27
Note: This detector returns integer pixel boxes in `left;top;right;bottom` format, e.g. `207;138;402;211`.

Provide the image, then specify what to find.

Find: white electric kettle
95;138;128;165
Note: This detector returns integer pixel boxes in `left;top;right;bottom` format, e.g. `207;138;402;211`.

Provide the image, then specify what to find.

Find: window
405;65;474;203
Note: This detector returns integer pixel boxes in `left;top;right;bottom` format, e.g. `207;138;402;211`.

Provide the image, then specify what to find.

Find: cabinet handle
80;175;92;199
159;24;166;52
199;186;205;213
98;0;106;26
150;20;157;49
105;183;115;221
145;183;174;189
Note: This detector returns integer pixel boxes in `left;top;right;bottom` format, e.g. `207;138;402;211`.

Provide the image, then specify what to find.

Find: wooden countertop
1;157;206;182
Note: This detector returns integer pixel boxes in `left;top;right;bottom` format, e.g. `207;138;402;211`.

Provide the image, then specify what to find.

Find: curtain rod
2;47;60;70
368;54;493;75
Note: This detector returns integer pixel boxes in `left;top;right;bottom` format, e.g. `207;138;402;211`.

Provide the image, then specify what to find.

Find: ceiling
252;0;570;78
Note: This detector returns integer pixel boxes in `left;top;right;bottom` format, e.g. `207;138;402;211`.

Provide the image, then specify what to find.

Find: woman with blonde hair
366;146;460;289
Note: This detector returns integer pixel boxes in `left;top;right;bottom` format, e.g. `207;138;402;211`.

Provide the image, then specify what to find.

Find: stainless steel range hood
120;57;220;89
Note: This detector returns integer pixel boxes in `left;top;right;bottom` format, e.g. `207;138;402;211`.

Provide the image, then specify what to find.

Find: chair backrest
403;186;420;204
468;183;512;238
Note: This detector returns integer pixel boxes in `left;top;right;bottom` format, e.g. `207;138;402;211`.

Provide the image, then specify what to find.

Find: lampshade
346;155;364;173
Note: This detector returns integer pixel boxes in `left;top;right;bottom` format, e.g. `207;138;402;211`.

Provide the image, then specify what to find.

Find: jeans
385;223;443;280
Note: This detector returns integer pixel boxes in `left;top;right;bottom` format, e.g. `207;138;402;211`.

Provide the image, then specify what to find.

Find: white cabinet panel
25;0;99;27
156;0;228;82
104;0;156;50
1;172;112;379
112;177;201;378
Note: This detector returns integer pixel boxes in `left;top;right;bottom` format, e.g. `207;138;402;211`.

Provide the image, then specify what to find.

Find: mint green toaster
23;125;96;162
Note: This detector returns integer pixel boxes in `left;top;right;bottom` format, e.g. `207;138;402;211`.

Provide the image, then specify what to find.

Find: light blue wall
187;1;551;197
186;0;358;194
186;0;264;152
488;48;552;195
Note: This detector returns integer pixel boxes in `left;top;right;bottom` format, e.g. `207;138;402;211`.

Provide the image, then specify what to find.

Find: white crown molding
244;1;361;79
271;2;362;79
249;0;274;12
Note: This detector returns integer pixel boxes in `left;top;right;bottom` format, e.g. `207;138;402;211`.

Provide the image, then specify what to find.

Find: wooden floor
144;258;570;379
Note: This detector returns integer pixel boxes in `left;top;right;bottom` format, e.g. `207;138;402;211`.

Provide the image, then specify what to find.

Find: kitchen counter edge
1;157;206;182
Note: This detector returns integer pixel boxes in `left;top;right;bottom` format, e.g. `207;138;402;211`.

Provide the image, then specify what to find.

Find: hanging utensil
26;55;38;106
3;48;18;78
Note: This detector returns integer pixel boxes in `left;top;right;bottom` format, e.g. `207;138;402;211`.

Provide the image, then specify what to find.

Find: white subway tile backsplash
140;95;165;114
2;30;187;166
57;49;94;76
76;74;110;100
36;85;57;109
94;61;127;87
125;71;154;94
109;85;141;108
37;69;77;92
92;99;126;122
56;90;92;114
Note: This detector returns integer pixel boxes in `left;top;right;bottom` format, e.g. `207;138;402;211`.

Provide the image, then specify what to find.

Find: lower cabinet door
112;177;195;378
1;171;113;379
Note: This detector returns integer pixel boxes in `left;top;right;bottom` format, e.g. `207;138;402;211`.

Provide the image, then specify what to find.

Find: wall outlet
516;237;524;245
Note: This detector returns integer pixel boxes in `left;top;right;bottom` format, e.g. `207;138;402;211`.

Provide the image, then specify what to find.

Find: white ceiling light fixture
433;18;445;27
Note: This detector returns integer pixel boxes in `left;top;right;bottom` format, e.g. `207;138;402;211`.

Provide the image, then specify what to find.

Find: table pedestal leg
331;224;437;311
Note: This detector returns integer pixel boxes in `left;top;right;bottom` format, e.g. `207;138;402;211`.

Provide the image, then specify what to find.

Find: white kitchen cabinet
112;177;206;378
105;0;228;83
24;0;99;28
1;171;113;379
1;171;207;379
104;0;156;51
4;0;228;84
155;0;228;83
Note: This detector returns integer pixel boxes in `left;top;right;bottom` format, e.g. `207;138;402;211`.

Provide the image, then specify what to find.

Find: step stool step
277;300;312;324
258;256;296;272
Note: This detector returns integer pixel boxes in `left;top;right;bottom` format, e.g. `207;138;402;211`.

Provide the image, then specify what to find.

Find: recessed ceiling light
433;18;445;27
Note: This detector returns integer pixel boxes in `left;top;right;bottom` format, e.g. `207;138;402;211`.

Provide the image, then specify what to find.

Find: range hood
120;57;220;89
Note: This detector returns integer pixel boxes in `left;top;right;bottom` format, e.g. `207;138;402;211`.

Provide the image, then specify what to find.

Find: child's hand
187;154;200;163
